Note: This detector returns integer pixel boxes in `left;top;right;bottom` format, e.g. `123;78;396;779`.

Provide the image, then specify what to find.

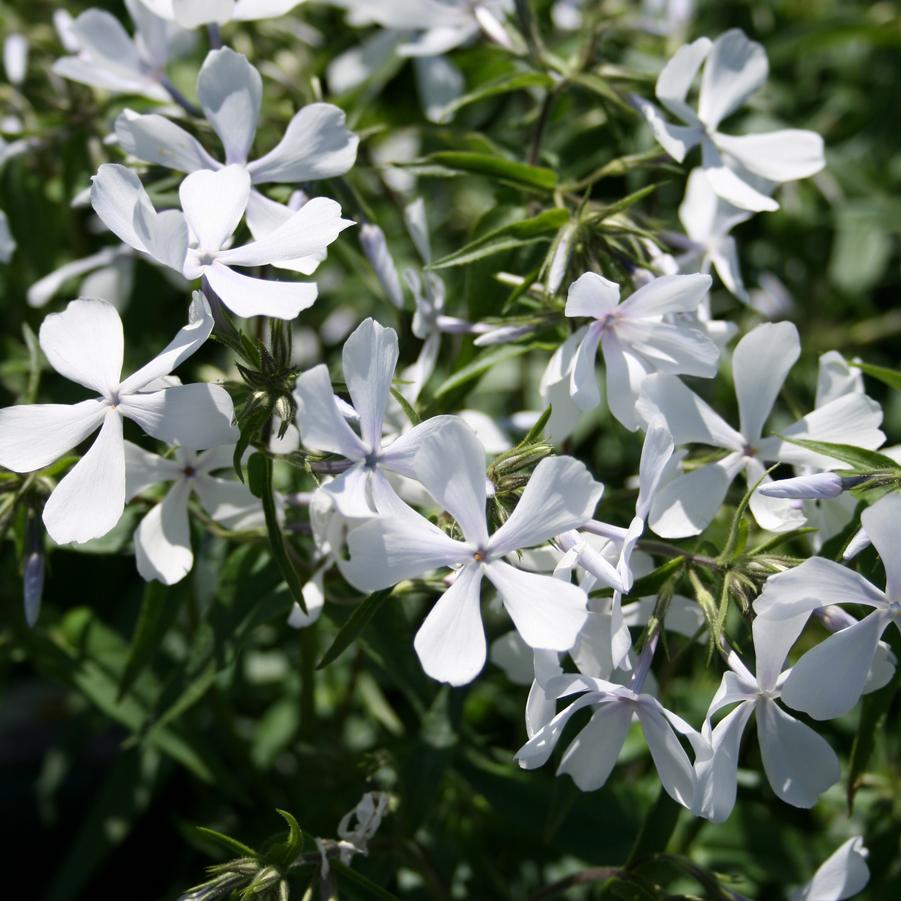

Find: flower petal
637;698;697;808
247;103;359;184
565;272;620;320
861;493;901;601
341;318;398;451
781;611;887;720
656;36;712;121
43;409;125;545
412;417;490;546
615;319;720;378
90;163;154;254
490;457;603;557
321;464;377;519
115;109;218;173
754;557;886;620
197;48;261;165
179;165;251;254
702;138;778;212
123;440;182;500
192;474;263;530
637;373;744;449
634;96;703;163
756;698;840;807
135;479;193;585
294;363;367;459
119;384;237;449
413;54;463;124
792;836;870;901
413;563;486;685
694;700;754;822
515;693;602;770
569;323;603;412
619;273;711;318
714;130;825;183
558;699;633;791
0;399;106;473
119;293;214;393
484;560;588;653
698;29;768;130
204;261;318;320
601;335;653;432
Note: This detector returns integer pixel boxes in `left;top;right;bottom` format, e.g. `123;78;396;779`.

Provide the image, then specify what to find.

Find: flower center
183;466;196;478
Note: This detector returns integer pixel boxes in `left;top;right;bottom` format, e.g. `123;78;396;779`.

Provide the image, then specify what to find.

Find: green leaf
848;676;897;811
519;405;552;447
433;344;534;400
428;208;569;270
118;580;185;702
610;555;684;599
248;453;306;612
566;70;634;114
587;183;661;222
852;360;901;391
777;436;901;472
264;809;304;868
317;588;393;669
330;859;401;900
390;386;421;425
439;71;555;117
196;826;260;861
430;209;570;271
410;151;557;192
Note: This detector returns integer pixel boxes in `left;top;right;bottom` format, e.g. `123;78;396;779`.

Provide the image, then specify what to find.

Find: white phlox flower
694;617;840;822
753;493;901;720
515;651;706;808
675;167;751;301
125;441;265;585
114;47;358;230
294;317;460;518
315;790;390;879
635;29;825;212
137;0;306;27
339;417;603;685
562;271;717;430
638;322;885;538
91;162;354;319
0;294;236;545
790;836;870;901
53;0;191;102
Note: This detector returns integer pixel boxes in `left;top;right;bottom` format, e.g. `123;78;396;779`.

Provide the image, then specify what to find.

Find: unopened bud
23;551;44;628
758;471;843;499
473;324;536;347
359;224;404;308
546;223;576;295
816;605;858;633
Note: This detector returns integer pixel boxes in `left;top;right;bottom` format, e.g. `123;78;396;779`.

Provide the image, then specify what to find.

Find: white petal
702;139;778;212
119;293;214;393
601;335;653;432
485;561;588;652
558;699;633;790
619;273;711;318
321;464;377;519
197;48;261;165
179;165;250;254
490;456;603;556
698;29;768;130
714;130;825;183
569;324;603;411
119;384;236;449
124;440;182;500
232;0;302;19
648;455;742;538
781;612;887;720
754;557;886;620
860;492;901;601
326;30;403;94
489;630;534;686
171;0;234;27
695;701;754;822
637;373;744;449
793;836;870;901
115;109;218;173
656;36;712;121
816;350;863;408
526;668;560;738
0;399;106;473
709;238;749;302
732;321;800;443
134;206;189;272
193;474;263;529
752;611;810;693
637;698;697;808
515;693;602;770
135;480;193;584
756;698;840;807
219;196;354;269
90;163;154;254
43;409;125;545
340;501;472;591
565;272;620;319
380;414;464;479
204;262;318;320
413;417;490;547
247;103;359;184
341;319;398;451
615;319;720;378
634;96;703;163
636;420;675;520
288;570;326;629
294;364;367;459
413;563;485;685
38;298;123;395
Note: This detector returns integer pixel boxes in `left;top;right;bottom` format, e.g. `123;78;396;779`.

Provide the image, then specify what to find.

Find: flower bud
23;551;44;628
473;324;536;347
359;225;404;309
757;471;843;499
